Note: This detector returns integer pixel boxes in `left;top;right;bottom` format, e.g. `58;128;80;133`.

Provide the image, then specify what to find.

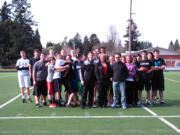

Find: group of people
16;47;166;109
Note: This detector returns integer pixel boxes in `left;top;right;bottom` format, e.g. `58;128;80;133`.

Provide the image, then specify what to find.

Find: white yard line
142;105;180;134
0;115;180;119
0;87;33;109
0;75;17;78
165;78;180;83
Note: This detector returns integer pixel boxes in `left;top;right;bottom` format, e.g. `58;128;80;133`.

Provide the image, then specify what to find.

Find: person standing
95;53;111;108
136;50;153;106
111;53;128;109
33;53;48;107
29;49;40;86
152;49;166;104
80;52;96;109
16;50;32;103
125;55;136;107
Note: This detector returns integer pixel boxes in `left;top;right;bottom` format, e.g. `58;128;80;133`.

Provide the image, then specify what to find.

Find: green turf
0;71;180;135
0;119;179;135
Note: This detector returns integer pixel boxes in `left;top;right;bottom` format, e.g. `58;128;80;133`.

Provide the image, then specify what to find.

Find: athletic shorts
138;79;151;91
18;74;30;88
63;79;75;94
47;81;55;95
34;80;47;97
152;77;164;91
53;78;62;92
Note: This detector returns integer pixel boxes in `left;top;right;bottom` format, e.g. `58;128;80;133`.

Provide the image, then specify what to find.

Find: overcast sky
1;0;180;48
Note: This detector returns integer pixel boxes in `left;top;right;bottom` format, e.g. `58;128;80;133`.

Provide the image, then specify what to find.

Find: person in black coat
80;52;96;109
95;53;112;107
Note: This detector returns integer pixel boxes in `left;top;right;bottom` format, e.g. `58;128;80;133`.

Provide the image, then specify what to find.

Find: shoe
66;104;72;108
73;102;77;107
80;105;85;109
112;104;117;109
160;100;166;104
43;102;47;106
93;104;97;108
122;106;127;109
28;98;32;103
146;100;153;106
35;103;40;107
49;103;56;108
22;98;25;103
137;101;142;106
155;96;159;103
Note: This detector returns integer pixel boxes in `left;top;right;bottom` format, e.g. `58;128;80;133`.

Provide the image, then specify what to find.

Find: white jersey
16;58;30;76
53;59;65;79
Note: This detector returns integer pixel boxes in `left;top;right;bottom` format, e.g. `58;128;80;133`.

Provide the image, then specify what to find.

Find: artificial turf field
0;72;180;135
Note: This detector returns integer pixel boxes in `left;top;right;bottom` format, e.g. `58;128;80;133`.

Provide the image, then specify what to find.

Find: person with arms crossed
16;50;32;103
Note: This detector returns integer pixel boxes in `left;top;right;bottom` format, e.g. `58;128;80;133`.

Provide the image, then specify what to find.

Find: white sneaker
137;101;142;106
146;100;153;106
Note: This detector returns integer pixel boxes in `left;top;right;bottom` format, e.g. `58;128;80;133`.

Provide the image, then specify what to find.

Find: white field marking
62;130;81;133
16;113;23;117
93;129;113;133
0;75;17;78
0;87;33;109
84;112;90;116
125;129;146;133
50;112;56;116
142;105;180;134
165;78;180;83
1;115;180;119
31;130;52;134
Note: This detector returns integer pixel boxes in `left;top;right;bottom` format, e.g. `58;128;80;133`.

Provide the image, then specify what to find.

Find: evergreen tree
83;36;92;54
124;20;141;51
33;29;42;51
90;33;100;46
174;39;180;51
12;0;37;26
168;41;174;51
0;1;12;21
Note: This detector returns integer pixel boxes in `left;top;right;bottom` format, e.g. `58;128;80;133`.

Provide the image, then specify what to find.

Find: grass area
0;71;180;135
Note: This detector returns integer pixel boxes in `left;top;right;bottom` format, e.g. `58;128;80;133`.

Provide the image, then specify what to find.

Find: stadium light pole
129;0;133;56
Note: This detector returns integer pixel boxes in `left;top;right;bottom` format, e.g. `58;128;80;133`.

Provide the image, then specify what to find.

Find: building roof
124;47;180;55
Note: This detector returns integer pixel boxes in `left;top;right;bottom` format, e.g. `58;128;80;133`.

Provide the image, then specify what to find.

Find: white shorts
18;74;30;88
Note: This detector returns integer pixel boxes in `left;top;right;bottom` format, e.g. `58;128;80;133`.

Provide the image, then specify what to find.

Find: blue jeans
112;81;127;108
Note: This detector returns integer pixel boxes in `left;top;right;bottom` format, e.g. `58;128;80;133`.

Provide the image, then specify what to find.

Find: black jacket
81;59;96;81
111;62;129;82
95;62;111;83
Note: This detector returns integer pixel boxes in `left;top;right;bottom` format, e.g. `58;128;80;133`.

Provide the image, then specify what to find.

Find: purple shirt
125;63;136;81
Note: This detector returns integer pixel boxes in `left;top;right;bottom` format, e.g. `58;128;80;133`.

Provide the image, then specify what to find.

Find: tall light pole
129;0;133;56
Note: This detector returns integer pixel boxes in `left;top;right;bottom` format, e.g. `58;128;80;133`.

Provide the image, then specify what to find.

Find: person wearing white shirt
16;50;32;103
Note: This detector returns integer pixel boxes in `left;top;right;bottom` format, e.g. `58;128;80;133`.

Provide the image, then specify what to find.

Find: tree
12;0;37;26
33;29;42;51
68;33;83;53
83;36;92;54
0;1;12;21
90;33;100;47
124;20;141;51
168;41;174;51
107;25;119;47
174;39;180;51
138;41;152;50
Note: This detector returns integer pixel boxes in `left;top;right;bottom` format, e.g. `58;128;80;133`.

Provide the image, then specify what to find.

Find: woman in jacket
95;53;111;108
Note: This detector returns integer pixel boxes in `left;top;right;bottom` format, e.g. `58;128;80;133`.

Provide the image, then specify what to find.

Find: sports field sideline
0;72;180;135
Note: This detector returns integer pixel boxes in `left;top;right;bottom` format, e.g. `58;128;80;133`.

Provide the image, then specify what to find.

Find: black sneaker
160;100;166;104
80;105;85;109
28;98;32;103
35;103;40;107
22;99;25;103
43;102;47;106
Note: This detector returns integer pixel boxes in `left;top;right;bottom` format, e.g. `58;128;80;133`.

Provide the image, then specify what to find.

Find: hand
81;81;84;86
33;81;36;86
